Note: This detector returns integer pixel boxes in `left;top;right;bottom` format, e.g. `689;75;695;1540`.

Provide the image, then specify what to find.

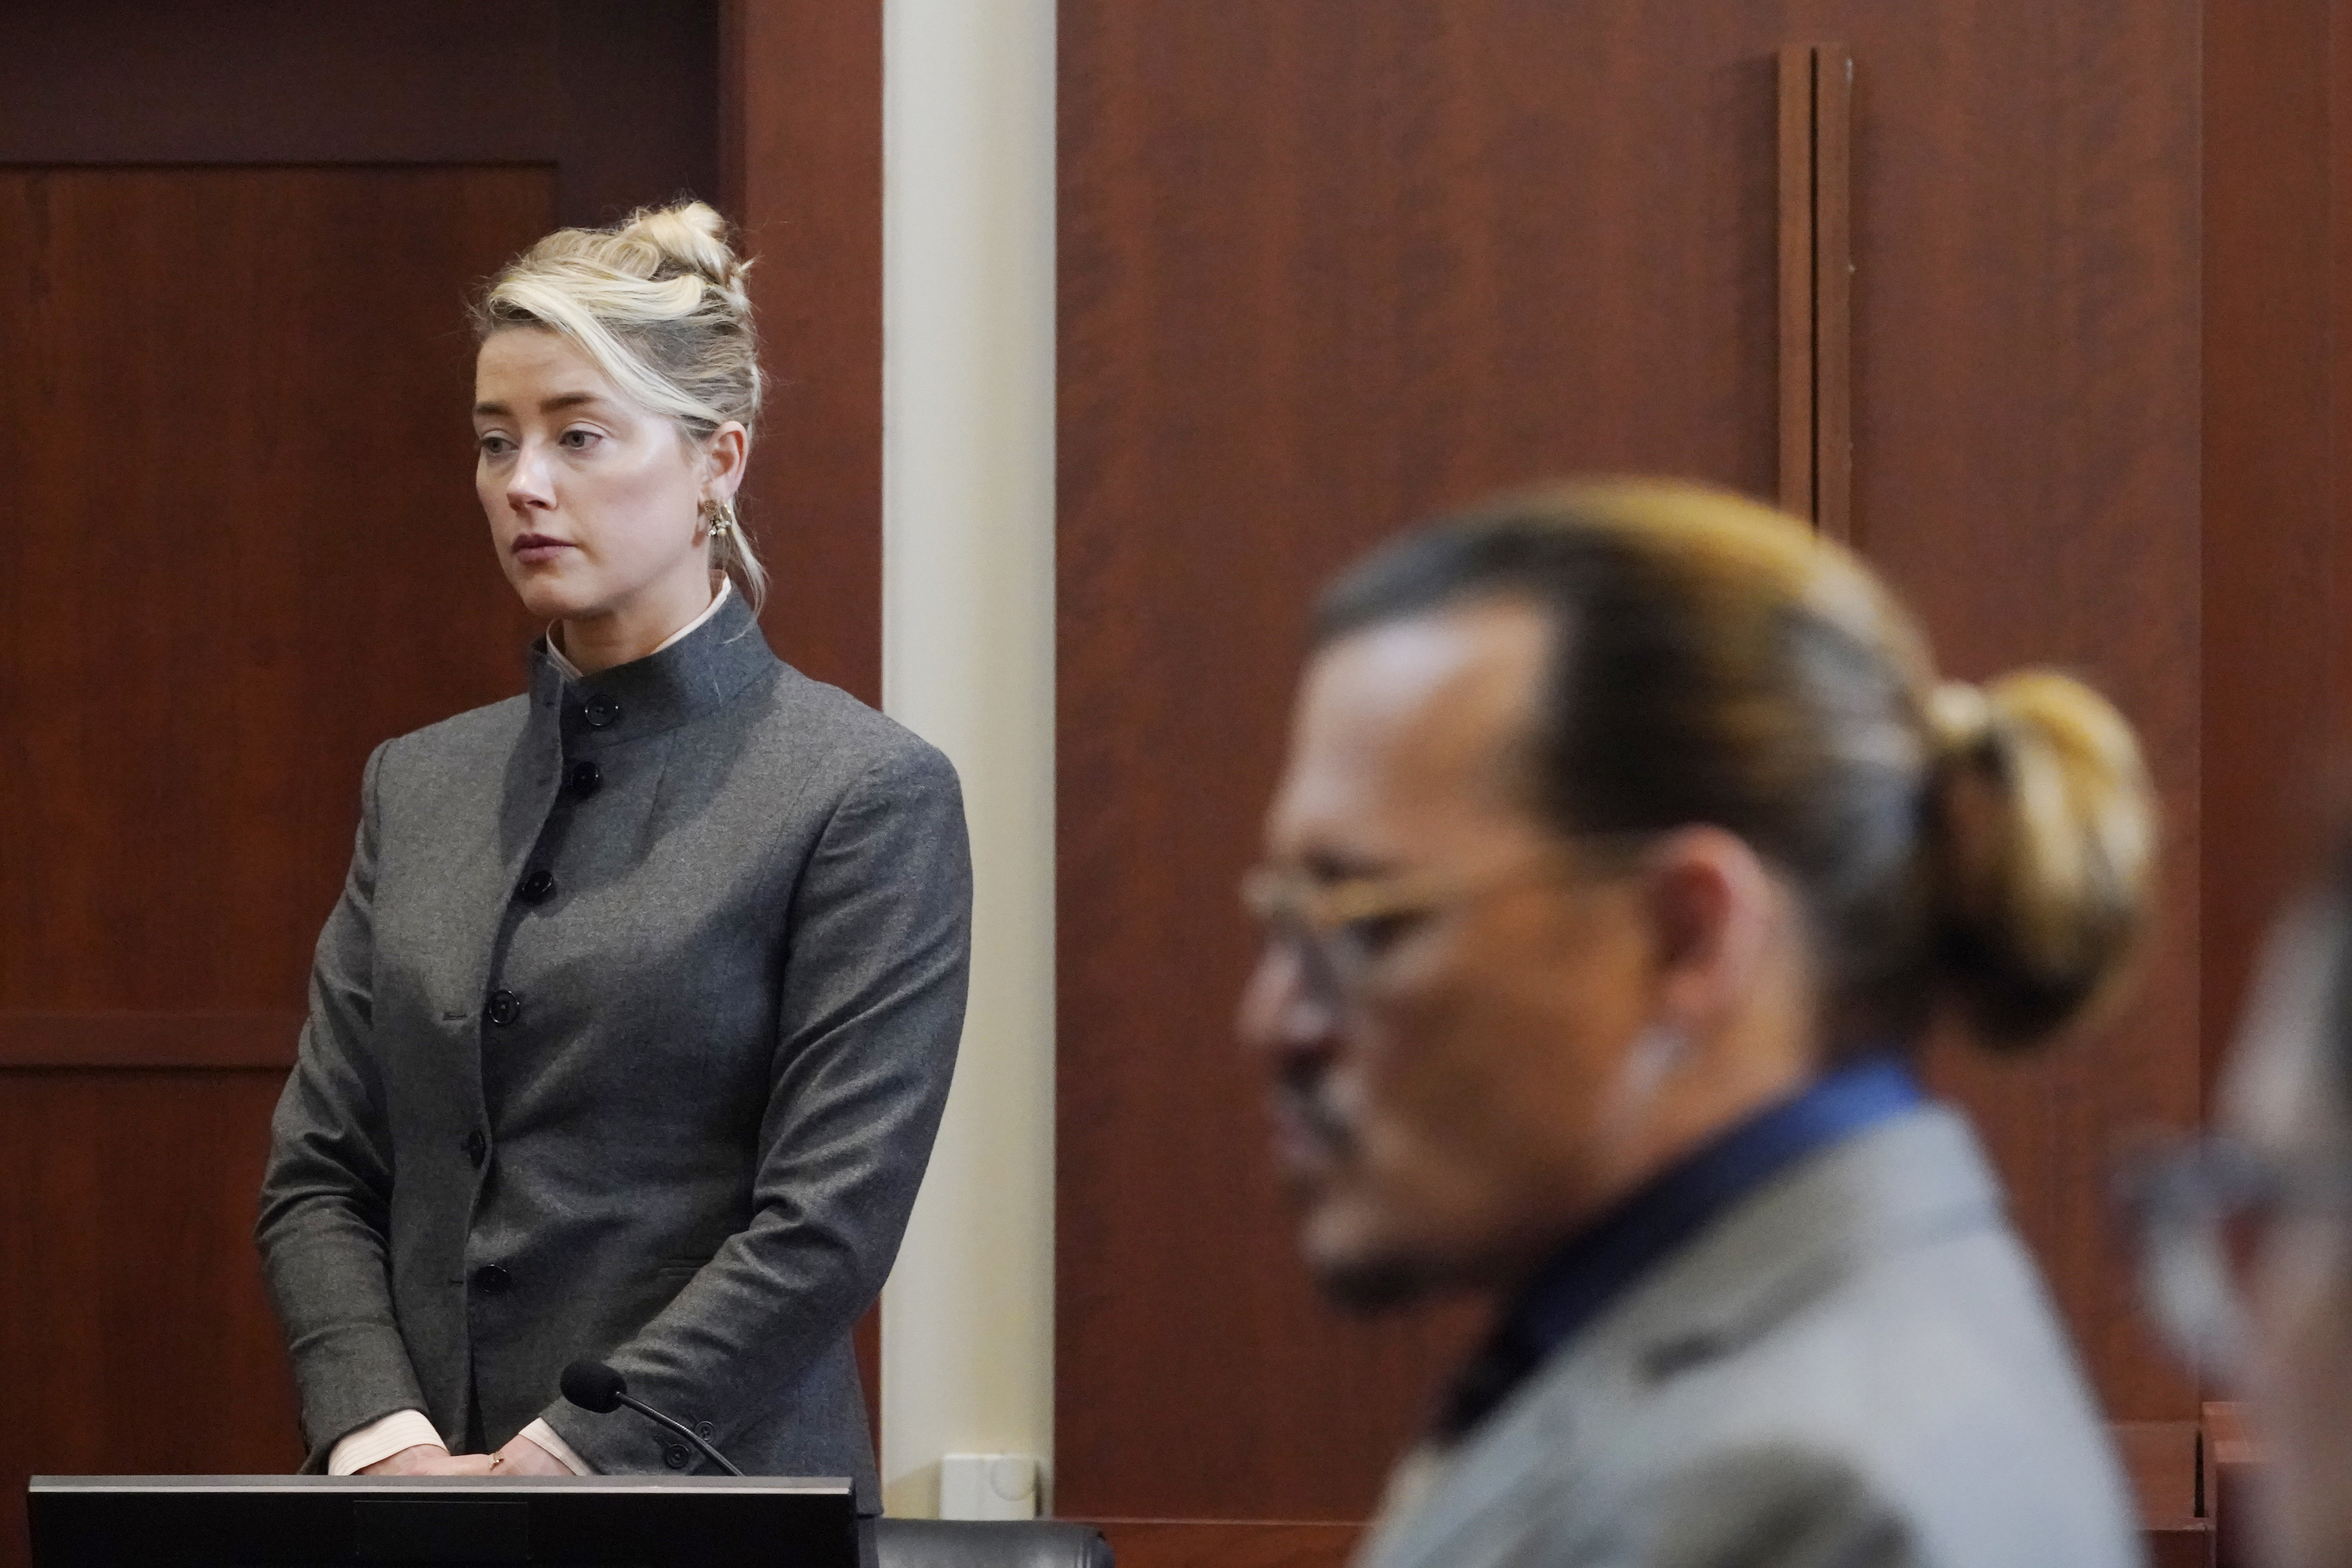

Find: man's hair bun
1926;670;2156;1047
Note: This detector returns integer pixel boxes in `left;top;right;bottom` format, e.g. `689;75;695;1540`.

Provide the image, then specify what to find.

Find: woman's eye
560;428;600;450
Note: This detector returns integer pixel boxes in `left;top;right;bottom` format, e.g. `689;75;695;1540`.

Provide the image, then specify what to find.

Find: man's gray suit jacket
1358;1107;2142;1568
256;591;970;1501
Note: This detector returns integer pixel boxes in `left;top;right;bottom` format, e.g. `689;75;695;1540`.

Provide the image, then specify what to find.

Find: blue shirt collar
1436;1053;1923;1439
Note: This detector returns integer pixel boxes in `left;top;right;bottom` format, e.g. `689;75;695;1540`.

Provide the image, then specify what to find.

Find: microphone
559;1359;745;1477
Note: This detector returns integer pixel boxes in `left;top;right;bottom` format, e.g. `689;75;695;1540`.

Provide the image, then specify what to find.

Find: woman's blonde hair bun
472;200;768;607
1927;669;2156;1047
563;200;754;313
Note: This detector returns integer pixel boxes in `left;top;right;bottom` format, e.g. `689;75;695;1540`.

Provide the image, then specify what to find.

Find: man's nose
1237;940;1338;1063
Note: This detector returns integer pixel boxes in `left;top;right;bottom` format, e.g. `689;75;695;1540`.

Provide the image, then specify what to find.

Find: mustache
1315;1252;1440;1315
1276;1060;1358;1158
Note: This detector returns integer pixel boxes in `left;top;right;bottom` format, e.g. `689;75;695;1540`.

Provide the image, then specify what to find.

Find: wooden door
1056;0;2202;1536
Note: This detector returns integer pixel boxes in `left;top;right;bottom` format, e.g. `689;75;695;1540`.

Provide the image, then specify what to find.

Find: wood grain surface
1058;0;2201;1521
2113;1419;2201;1524
1778;46;1820;523
2200;0;2343;1097
0;1;719;230
0;164;553;1568
0;166;554;1016
0;1015;305;1071
2202;1400;2263;1568
1807;43;1852;545
0;1071;308;1564
723;0;887;706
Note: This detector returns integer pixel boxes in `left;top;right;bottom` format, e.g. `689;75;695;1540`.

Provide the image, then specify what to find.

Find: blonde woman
257;204;969;1497
1240;482;2154;1568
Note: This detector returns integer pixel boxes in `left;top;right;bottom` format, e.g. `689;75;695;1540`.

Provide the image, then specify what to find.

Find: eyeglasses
2116;1134;2352;1376
1238;852;1576;1011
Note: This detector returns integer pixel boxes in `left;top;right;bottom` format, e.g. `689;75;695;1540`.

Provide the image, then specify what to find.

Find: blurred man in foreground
1240;482;2154;1568
2133;854;2352;1568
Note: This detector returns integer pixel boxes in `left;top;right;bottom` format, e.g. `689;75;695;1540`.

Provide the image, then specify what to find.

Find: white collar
544;578;733;682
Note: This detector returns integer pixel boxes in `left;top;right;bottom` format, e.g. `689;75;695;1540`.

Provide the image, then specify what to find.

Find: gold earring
705;499;737;539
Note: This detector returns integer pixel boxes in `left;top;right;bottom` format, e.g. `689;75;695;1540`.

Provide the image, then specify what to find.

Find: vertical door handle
1779;43;1854;543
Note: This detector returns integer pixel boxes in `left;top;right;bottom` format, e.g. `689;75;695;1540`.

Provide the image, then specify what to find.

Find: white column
877;0;1057;1521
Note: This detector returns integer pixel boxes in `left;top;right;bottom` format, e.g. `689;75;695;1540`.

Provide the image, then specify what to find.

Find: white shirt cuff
519;1418;592;1474
328;1408;446;1475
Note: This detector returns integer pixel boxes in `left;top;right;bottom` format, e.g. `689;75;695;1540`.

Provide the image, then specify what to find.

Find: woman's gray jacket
256;591;970;1502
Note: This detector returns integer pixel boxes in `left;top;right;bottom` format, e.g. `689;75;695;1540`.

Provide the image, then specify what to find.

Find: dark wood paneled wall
0;1075;309;1467
0;162;555;1568
0;2;717;228
725;0;887;707
2200;0;2346;1092
0;167;553;1020
1058;0;2202;1523
0;9;887;1564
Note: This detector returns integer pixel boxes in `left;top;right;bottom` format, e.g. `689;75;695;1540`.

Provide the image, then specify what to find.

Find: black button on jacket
256;590;972;1498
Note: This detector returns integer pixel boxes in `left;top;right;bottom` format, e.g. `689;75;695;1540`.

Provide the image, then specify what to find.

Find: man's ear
1640;825;1784;1031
